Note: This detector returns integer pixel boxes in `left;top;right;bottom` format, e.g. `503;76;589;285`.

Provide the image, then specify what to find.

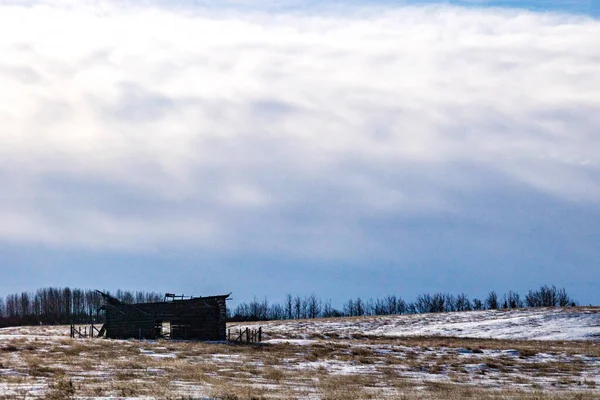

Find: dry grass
1;324;599;399
43;379;76;400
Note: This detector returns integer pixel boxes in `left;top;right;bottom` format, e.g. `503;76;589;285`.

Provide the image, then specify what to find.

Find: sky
0;0;599;307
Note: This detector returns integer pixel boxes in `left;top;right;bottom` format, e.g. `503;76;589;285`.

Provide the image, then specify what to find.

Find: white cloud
0;1;599;256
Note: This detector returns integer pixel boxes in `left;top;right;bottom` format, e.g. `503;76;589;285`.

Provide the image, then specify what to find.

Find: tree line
0;287;163;327
0;284;577;327
228;285;576;321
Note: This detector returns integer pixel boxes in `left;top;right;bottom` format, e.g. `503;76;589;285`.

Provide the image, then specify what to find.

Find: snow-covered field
1;307;600;399
249;307;600;342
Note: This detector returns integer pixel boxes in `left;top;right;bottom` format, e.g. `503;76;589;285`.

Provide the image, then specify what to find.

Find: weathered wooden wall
104;295;228;341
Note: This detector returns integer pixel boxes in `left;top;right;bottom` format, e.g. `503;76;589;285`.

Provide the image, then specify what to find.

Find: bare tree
444;293;456;312
307;294;321;319
415;293;432;314
472;298;484;310
430;293;445;313
455;293;471;311
285;294;293;320
248;297;268;320
557;288;573;307
506;291;522;309
322;299;334;317
384;295;397;315
355;298;365;316
405;302;417;314
485;291;499;310
301;297;309;319
294;296;302;319
343;298;355;316
19;292;31;318
268;303;285;320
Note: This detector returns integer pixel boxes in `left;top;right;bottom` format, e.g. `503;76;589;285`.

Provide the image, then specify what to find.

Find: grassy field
1;311;600;399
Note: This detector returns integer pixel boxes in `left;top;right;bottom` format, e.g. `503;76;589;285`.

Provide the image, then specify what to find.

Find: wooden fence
228;327;262;343
70;323;105;339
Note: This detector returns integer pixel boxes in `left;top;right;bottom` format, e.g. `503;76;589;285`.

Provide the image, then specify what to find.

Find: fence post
246;327;250;343
228;329;230;341
258;327;262;343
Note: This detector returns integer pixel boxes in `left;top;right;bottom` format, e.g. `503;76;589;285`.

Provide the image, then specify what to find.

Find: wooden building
97;291;229;340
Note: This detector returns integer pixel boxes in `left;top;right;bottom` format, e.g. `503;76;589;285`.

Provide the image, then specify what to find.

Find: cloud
0;1;599;261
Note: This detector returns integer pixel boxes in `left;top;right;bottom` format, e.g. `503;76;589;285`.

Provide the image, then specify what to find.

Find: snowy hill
239;307;600;341
2;307;599;343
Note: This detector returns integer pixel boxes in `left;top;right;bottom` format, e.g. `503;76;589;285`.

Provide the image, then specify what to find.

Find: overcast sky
1;0;599;307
